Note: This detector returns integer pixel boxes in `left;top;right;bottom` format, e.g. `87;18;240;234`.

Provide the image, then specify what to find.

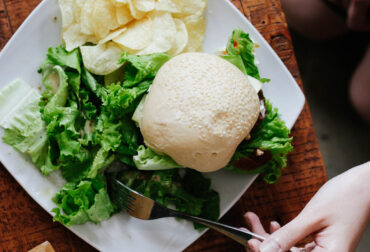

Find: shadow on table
290;29;370;252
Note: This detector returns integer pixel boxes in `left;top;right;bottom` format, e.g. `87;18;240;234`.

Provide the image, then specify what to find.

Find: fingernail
244;211;253;217
259;240;282;252
271;221;279;225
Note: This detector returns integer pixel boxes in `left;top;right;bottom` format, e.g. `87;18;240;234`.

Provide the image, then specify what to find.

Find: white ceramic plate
0;0;305;251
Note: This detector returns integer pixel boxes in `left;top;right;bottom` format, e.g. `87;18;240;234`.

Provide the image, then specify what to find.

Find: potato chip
98;27;127;44
138;12;176;55
168;18;188;55
58;0;80;28
156;0;206;17
134;0;155;12
113;17;153;51
116;4;134;26
63;24;97;51
80;0;94;35
112;0;127;6
126;0;146;19
176;0;207;17
182;14;206;52
89;0;120;40
59;0;207;54
155;0;180;13
80;42;123;75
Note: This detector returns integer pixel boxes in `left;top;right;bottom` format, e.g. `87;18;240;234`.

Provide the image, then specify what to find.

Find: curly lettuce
225;100;293;183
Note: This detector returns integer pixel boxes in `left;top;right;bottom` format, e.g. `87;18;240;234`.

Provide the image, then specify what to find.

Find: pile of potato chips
58;0;207;75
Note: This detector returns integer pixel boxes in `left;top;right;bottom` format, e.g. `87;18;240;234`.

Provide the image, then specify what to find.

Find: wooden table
0;0;327;251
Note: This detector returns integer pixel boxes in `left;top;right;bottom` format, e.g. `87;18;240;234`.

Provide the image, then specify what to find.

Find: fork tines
108;178;135;212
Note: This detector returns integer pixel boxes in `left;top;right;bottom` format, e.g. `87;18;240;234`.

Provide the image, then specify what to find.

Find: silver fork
108;177;266;247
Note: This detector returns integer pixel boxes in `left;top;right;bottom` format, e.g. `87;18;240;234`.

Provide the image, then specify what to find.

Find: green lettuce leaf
220;55;247;75
40;46;82;93
0;79;49;170
133;145;183;170
119;52;171;87
100;81;151;118
52;176;115;226
225;100;293;183
41;66;69;121
87;148;115;179
225;29;269;83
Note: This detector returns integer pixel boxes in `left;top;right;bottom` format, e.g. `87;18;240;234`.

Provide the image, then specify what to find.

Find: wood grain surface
0;0;327;251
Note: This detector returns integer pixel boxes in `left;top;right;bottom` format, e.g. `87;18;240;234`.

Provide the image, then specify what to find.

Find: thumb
258;214;323;252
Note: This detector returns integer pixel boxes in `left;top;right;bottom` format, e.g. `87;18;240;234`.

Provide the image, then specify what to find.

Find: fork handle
170;211;294;251
168;210;265;247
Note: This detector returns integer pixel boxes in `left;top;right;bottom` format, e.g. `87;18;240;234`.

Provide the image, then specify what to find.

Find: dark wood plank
0;0;327;251
3;0;40;32
0;0;12;49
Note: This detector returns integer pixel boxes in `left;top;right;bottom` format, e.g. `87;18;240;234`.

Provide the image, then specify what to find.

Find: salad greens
52;175;115;225
225;100;293;183
133;145;184;171
114;169;218;229
221;29;293;183
223;29;270;83
0;29;292;226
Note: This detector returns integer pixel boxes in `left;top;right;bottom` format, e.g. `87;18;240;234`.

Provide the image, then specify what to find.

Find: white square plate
0;0;305;251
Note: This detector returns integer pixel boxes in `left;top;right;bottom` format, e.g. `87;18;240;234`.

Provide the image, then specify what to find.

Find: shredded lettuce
133;145;184;170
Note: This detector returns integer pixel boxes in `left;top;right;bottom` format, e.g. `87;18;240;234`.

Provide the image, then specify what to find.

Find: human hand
329;0;370;30
243;212;308;252
244;162;370;252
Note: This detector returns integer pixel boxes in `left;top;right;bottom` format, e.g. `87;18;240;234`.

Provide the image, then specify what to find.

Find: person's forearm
349;161;370;207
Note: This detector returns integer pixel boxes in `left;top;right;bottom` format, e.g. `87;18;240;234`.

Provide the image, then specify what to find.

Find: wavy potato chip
58;0;76;28
155;0;180;13
59;0;207;53
182;14;206;52
156;0;206;17
98;27;127;44
134;0;155;12
116;4;134;26
80;42;123;75
89;0;120;40
113;17;153;51
168;18;188;55
58;0;78;28
58;0;86;28
138;12;176;55
126;0;146;19
63;24;97;51
112;0;127;6
80;0;94;35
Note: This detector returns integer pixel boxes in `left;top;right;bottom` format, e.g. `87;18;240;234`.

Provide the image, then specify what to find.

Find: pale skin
243;161;370;252
281;0;370;124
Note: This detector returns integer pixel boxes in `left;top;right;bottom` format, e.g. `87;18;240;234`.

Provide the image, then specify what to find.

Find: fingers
259;214;323;252
347;0;370;30
305;242;317;252
269;221;281;233
244;212;269;237
248;239;262;252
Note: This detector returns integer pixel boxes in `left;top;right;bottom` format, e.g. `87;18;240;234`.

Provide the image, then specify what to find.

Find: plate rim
0;0;305;251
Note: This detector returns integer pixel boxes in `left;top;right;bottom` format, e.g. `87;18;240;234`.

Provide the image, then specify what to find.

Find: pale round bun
140;52;260;172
